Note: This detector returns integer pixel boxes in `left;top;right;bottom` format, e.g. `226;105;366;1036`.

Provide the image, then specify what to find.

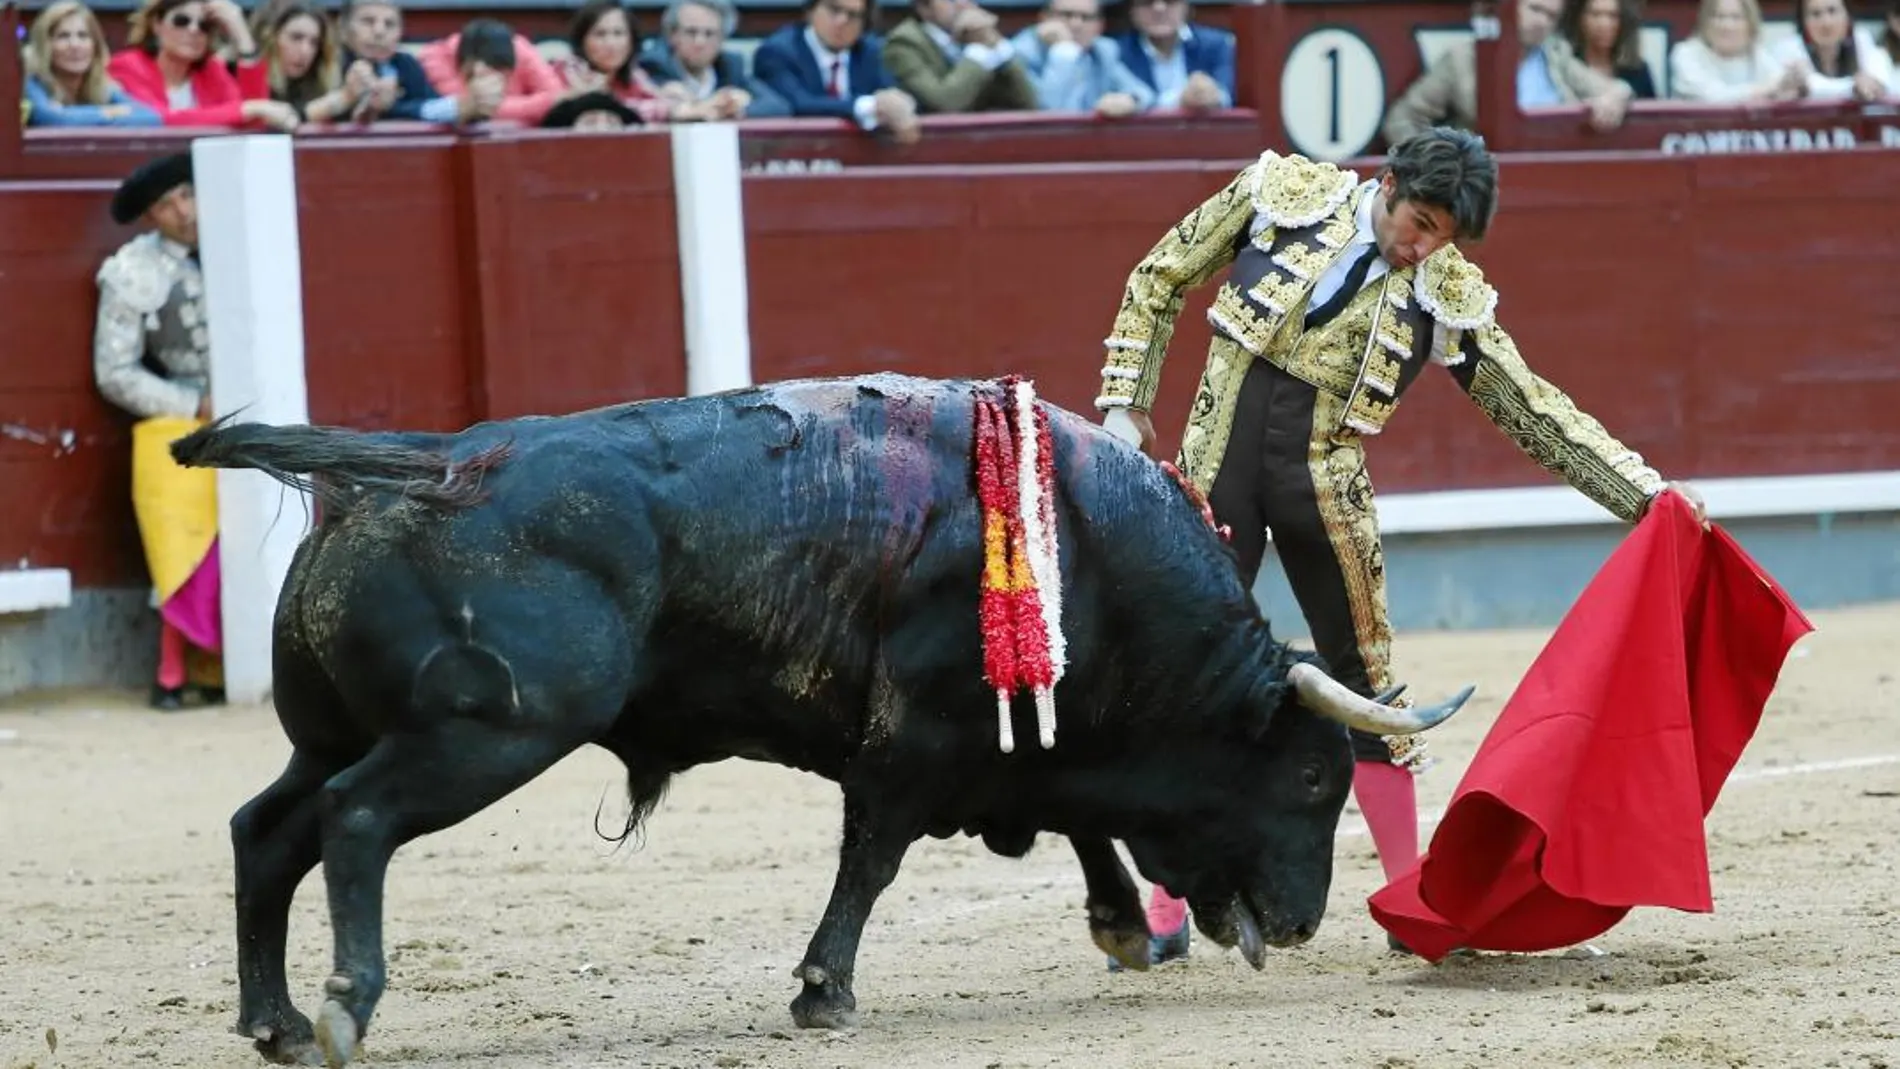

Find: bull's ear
1243;676;1296;741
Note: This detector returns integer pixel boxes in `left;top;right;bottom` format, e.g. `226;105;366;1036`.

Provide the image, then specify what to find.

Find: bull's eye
1301;765;1322;790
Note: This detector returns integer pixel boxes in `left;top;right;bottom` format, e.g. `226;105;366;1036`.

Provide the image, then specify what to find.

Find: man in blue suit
750;0;923;141
1113;0;1235;111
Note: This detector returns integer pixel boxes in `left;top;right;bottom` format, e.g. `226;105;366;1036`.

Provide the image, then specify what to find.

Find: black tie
1303;244;1380;330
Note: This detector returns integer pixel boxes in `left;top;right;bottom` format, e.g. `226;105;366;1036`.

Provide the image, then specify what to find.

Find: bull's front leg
790;789;916;1030
1070;837;1150;971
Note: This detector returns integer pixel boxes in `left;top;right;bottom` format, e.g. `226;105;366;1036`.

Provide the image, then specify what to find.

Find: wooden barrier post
670;122;753;395
1475;0;1522;149
1;2;25;179
1232;0;1284;151
192;134;311;707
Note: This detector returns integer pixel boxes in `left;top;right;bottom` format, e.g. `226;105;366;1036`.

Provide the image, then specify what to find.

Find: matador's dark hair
1380;126;1500;241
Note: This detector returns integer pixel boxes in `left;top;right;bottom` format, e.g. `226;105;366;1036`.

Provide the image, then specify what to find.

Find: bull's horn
1286;662;1474;736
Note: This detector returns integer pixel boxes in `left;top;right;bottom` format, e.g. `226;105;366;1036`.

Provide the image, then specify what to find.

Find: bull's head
1118;654;1471;968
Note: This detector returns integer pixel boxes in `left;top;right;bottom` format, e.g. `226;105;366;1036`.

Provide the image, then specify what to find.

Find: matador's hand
1103;407;1157;457
1648;481;1708;527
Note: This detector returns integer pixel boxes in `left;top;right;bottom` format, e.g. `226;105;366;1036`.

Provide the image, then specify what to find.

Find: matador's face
149;183;198;249
1370;173;1455;271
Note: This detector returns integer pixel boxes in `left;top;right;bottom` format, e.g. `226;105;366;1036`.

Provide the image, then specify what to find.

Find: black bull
170;373;1471;1067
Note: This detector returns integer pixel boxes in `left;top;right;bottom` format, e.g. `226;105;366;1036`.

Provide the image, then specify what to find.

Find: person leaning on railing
1008;0;1154;117
251;0;374;124
1667;0;1806;103
105;0;299;130
335;0;462;124
1112;0;1234;111
553;0;696;124
880;0;1039;114
637;0;792;119
416;17;570;125
749;0;922;143
1382;0;1631;143
1772;0;1895;101
20;0;161;126
1557;0;1656;97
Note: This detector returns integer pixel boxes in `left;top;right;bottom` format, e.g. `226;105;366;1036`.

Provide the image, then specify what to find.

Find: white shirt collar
924;22;958;57
1140;23;1194;59
1352;179;1379;247
804;26;845;65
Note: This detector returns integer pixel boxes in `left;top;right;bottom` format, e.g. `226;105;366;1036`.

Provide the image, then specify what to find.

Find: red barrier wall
3;136;1897;592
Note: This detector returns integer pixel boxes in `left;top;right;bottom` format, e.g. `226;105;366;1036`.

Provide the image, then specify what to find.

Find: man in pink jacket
417;17;571;125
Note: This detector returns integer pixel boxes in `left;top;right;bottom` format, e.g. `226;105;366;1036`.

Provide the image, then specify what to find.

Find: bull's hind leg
232;748;351;1066
1070;837;1150;971
309;719;597;1067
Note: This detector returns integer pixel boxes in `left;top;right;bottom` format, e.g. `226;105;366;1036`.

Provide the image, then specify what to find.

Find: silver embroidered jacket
93;232;210;420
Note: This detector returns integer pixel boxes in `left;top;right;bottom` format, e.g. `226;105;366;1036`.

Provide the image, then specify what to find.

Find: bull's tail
169;416;512;511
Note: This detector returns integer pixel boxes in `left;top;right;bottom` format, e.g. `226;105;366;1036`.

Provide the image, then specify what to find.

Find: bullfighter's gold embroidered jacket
93;231;211;420
1095;149;1666;523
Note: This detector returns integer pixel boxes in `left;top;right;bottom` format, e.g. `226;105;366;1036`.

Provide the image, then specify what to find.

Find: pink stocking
1353;759;1420;883
1146;884;1188;936
157;620;188;690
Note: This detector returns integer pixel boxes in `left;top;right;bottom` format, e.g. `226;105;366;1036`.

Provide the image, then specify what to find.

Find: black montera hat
110;152;193;226
540;90;642;130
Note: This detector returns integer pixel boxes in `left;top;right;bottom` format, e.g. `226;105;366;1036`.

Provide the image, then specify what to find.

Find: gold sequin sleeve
1447;320;1666;523
1096;164;1258;412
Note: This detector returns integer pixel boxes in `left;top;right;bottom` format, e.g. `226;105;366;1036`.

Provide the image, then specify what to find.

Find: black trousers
1204;358;1398;765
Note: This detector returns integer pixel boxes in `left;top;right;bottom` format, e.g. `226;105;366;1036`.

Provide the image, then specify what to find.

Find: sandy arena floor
3;601;1897;1069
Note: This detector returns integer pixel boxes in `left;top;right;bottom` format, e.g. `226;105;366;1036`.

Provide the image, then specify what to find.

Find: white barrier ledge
671;122;752;395
195;134;312;706
1377;470;1900;534
0;569;73;614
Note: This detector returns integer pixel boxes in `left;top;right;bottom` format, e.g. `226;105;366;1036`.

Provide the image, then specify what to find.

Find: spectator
1771;0;1894;101
1558;0;1656;97
1010;0;1152;115
1667;0;1804;103
417;17;570;126
107;0;297;129
881;0;1039;113
638;0;791;118
255;1;365;122
336;0;464;124
1382;0;1631;142
750;0;921;142
22;1;162;126
554;0;683;123
92;153;226;712
1112;0;1234;111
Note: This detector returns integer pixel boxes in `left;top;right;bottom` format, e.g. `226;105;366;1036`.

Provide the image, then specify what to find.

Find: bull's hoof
789;966;858;1030
314;999;360;1068
238;1017;323;1066
1092;922;1151;972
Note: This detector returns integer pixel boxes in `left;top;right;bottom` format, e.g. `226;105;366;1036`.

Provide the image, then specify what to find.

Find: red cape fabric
1367;493;1814;961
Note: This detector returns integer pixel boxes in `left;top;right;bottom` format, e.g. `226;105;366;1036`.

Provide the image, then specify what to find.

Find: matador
1093;127;1705;961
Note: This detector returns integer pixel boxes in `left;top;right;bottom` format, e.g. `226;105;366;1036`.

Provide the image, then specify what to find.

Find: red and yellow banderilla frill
973;376;1064;753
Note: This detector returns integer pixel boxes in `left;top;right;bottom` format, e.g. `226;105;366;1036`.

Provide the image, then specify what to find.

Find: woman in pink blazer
107;0;299;129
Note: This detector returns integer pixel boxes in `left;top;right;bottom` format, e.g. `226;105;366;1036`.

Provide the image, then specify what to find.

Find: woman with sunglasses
106;0;299;129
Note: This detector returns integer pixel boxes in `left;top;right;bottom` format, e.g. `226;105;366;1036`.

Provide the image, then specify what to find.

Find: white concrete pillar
670;123;753;395
192;134;311;707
